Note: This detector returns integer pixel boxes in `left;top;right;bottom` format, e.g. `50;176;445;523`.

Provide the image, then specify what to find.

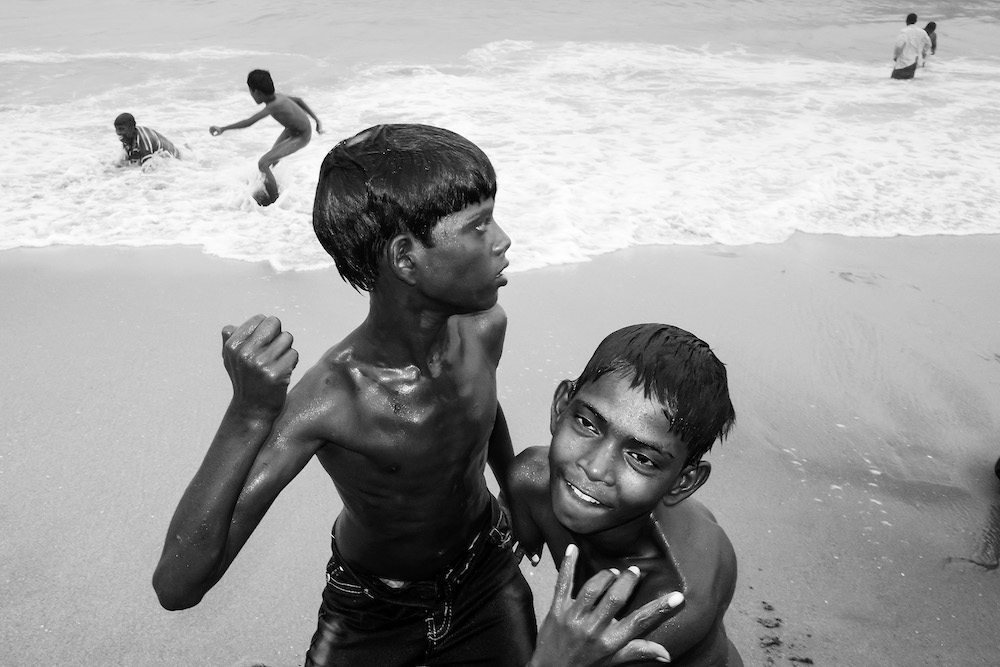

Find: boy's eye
574;414;598;434
626;451;657;469
474;219;491;232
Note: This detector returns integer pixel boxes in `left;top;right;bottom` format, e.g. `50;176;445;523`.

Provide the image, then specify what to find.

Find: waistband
328;496;510;605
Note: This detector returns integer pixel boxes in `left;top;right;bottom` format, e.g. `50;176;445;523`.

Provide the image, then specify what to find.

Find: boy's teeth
570;483;601;505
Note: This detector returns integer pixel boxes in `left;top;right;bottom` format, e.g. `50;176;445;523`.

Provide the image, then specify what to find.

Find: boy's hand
209;126;224;136
315;121;324;134
221;315;298;418
497;491;542;567
528;544;684;667
514;540;542;567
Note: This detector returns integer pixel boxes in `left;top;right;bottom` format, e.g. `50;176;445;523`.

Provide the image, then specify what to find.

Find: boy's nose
493;222;512;255
578;441;615;486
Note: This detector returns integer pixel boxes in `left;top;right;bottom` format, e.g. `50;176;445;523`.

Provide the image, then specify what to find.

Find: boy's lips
496;260;509;285
563;477;609;508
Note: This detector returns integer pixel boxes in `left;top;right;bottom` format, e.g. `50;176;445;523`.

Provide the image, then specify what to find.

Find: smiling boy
114;112;180;165
507;323;743;666
153;125;687;667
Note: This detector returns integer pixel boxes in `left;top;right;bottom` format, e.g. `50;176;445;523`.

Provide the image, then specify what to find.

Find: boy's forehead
573;374;686;448
433;197;494;228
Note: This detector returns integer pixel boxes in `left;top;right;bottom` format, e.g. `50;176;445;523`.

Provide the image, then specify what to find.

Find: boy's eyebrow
463;207;493;229
576;397;675;458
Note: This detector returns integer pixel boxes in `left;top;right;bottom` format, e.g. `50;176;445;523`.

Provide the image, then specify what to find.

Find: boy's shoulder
281;349;358;419
451;303;506;336
655;498;736;578
509;447;554;510
449;303;507;363
511;446;549;486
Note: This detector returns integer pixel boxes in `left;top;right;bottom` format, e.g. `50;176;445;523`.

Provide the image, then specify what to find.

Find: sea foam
3;40;999;272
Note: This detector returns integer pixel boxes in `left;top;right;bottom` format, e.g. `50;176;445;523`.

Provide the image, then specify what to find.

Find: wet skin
508;374;743;666
209;88;323;205
153;199;514;608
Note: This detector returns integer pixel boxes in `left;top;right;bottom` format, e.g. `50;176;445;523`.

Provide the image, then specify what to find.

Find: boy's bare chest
336;352;498;459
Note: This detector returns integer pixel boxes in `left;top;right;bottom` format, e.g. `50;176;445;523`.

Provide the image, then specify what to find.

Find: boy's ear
662;461;711;506
386;234;418;285
549;380;576;434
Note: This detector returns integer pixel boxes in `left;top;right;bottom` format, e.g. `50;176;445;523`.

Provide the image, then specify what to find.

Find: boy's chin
552;496;613;535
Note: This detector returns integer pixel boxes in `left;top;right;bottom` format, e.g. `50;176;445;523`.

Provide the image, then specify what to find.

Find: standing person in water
114;113;180;166
209;69;323;206
922;22;938;64
891;13;932;80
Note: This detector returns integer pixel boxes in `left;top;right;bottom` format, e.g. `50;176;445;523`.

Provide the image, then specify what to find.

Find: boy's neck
361;293;457;371
576;514;661;561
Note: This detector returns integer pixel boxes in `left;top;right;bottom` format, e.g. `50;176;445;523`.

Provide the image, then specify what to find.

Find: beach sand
2;235;999;666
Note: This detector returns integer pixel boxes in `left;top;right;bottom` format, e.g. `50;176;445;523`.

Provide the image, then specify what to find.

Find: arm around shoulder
506;447;550;565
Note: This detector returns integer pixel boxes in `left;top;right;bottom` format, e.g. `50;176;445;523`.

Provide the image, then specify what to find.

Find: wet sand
2;235;999;666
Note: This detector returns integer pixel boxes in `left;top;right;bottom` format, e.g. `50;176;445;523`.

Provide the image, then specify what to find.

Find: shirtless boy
209;69;323;205
153;125;679;666
508;323;744;666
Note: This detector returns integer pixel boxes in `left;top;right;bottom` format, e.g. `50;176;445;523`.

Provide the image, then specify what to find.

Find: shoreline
3;234;999;666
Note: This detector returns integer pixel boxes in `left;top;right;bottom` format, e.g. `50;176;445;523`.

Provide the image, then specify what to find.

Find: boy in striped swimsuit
114;113;180;165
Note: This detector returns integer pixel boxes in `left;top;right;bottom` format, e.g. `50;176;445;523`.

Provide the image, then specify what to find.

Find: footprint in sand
835;271;884;286
756;600;815;665
945;502;1000;571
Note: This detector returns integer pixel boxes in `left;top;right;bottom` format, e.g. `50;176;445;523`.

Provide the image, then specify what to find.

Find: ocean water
3;0;999;271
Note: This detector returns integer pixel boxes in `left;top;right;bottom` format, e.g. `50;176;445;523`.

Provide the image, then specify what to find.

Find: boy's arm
210;107;272;135
291;96;323;133
488;402;515;499
472;303;510;495
152;315;317;610
643;527;739;660
506;447;548;566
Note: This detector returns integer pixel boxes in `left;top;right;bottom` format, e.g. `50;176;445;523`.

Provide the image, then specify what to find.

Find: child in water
209;69;323;205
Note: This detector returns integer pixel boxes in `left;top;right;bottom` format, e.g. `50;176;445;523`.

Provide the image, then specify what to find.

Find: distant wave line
0;48;315;64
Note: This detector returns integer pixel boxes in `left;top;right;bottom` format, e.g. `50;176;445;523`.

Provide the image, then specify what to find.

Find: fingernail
666;592;684;608
627;565;641;576
565;544;577;557
609;568;620;576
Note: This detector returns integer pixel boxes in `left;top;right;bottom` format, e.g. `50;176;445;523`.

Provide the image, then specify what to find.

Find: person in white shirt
891;13;933;80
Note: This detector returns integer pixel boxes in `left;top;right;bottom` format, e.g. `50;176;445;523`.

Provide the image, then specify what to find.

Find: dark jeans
891;62;917;79
304;497;536;666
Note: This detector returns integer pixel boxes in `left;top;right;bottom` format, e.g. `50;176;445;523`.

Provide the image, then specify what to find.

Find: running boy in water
210;69;323;205
508;323;744;666
153;125;681;666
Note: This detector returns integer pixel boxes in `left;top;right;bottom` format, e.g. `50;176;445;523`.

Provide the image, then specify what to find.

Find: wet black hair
573;324;735;466
906;13;918;25
312;124;497;292
114;112;135;127
247;69;275;96
925;21;936;33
